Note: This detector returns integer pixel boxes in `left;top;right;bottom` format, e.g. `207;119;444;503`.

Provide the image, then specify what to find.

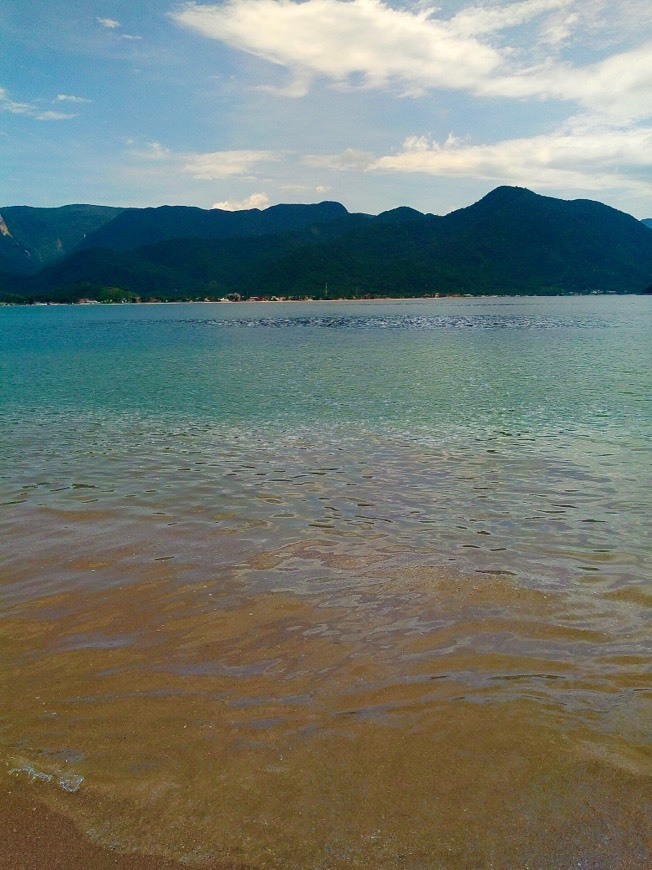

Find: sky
1;0;651;217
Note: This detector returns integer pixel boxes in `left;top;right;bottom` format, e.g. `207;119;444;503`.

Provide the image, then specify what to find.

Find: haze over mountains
1;187;651;302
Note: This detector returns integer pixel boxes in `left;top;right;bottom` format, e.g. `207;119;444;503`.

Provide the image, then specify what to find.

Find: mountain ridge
2;187;651;301
76;200;356;252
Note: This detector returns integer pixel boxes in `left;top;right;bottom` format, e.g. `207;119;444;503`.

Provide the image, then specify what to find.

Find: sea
1;295;651;868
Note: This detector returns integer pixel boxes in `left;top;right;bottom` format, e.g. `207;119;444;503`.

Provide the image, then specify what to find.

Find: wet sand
3;698;650;868
0;783;198;870
3;545;651;868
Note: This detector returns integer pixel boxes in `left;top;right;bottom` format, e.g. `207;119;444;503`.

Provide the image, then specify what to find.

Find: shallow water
1;297;651;867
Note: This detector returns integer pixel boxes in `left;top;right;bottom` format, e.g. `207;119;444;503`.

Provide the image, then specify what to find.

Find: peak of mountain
475;185;536;206
642;218;652;229
443;186;647;244
455;185;537;214
376;206;425;222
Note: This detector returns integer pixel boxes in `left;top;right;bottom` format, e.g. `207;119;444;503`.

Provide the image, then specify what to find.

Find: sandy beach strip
0;783;250;870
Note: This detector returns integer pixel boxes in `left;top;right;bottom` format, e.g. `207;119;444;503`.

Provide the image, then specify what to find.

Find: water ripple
202;314;609;330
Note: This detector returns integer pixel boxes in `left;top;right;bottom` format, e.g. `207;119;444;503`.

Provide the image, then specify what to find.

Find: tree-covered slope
0;204;123;275
239;187;652;296
2;188;652;301
424;186;652;292
77;201;361;251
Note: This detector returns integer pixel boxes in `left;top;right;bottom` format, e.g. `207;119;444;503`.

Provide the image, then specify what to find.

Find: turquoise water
2;296;650;590
1;296;651;867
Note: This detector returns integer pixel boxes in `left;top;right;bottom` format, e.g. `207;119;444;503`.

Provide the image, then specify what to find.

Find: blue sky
2;0;651;216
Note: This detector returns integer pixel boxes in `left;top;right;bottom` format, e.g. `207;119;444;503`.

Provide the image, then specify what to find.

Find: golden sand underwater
3;529;651;868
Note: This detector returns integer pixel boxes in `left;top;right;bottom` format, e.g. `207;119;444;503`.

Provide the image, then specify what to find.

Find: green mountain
0;204;123;275
2;188;652;302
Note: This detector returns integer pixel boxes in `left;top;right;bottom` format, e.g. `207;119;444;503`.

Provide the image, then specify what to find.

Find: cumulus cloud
300;114;652;199
370;120;652;195
183;149;280;178
211;192;270;210
97;17;121;29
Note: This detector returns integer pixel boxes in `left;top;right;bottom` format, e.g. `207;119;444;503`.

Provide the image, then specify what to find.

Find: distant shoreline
0;290;631;307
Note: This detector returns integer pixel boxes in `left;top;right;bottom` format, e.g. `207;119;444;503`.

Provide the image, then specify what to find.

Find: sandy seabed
3;545;651;869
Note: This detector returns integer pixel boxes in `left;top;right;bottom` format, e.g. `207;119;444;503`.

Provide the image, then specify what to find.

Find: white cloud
304;148;377;171
281;183;332;195
34;110;79;121
481;40;652;121
0;86;76;121
57;94;93;104
183;149;280;178
121;34;144;41
125;141;282;180
0;86;34;116
257;70;313;98
571;0;652;46
447;0;574;38
97;17;121;29
127;140;173;161
171;0;502;94
540;11;579;46
370;119;652;195
170;1;652;120
211;192;270;210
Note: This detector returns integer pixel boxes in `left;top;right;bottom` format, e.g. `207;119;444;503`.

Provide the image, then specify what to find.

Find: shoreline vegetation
0;289;634;306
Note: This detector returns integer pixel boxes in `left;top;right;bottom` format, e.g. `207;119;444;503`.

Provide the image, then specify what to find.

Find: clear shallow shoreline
3;550;651;867
3;543;651;867
2;297;650;866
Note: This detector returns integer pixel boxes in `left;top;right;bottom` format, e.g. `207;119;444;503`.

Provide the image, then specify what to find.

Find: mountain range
1;187;651;302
